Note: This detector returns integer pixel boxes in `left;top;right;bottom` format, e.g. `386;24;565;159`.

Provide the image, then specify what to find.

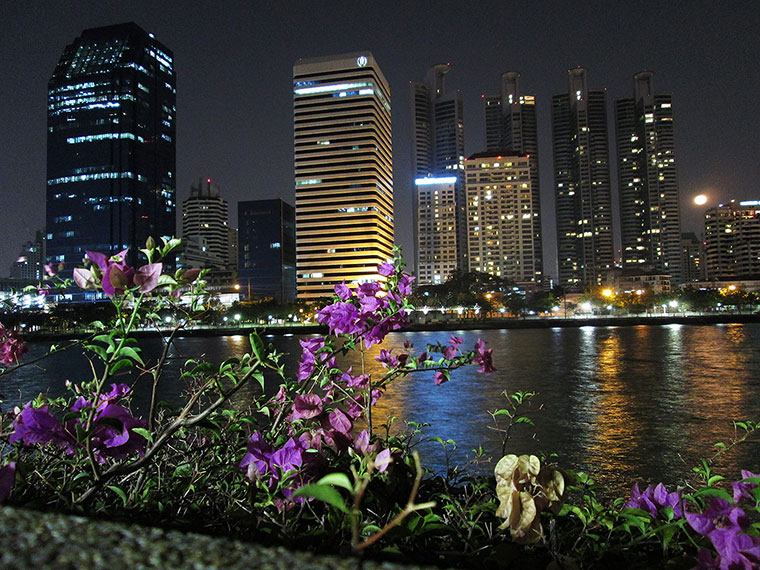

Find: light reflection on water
2;324;759;496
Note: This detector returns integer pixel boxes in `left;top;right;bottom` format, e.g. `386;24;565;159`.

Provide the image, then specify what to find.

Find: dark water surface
3;323;759;496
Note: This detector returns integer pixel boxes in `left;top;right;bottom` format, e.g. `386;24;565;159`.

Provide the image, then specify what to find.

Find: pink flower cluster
74;249;162;298
0;322;26;367
10;383;148;462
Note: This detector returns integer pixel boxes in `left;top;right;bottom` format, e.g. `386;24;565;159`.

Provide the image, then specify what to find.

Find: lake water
2;323;759;497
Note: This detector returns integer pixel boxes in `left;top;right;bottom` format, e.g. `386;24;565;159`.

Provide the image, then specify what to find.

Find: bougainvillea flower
317;301;362;336
709;528;760;570
625;482;660;518
732;470;760;505
0;462;15;505
328;408;352;435
374;448;393;473
433;371;448;385
289;393;324;421
334;282;352;300
377;262;395;277
473;338;496;374
0;328;27;366
43;261;64;277
686;498;748;537
269;438;304;480
133;262;163;293
239;431;275;481
10;404;71;448
357;282;381;299
354;430;379;456
90;403;148;461
72;267;99;291
398;273;415;296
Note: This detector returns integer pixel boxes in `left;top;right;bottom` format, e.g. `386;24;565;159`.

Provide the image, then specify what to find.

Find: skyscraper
464;152;538;284
615;71;682;282
238;199;296;302
483;72;542;281
552;67;613;290
293;53;393;300
46;23;176;271
704;201;760;280
181;178;231;270
411;64;466;283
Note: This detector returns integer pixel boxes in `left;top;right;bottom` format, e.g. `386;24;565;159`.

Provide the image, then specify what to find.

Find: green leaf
107;485;129;506
707;475;726;486
249;332;266;361
109;359;133;375
132;428;153;444
252;372;265;391
316;472;353;492
117;346;144;365
292;484;348;513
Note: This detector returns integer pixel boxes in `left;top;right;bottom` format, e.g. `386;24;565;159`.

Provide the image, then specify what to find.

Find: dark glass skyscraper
46;22;176;270
238;199;296;302
552;67;613;290
615;71;682;283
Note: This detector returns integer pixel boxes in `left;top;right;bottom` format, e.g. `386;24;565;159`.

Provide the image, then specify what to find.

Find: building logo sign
356;55;368;67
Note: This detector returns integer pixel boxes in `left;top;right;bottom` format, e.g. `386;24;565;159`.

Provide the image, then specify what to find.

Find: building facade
704;201;760;280
464;152;538;284
615;71;682;282
681;232;705;282
10;232;45;281
181;178;231;270
484;72;542;281
551;67;614;290
414;176;459;285
411;64;466;283
293;52;394;300
46;22;176;270
238;199;296;302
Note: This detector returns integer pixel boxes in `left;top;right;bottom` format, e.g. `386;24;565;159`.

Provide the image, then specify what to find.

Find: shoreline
23;312;760;341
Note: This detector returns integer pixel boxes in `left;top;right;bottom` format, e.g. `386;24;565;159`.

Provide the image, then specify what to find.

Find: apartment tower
46;22;176;270
464;152;538;284
551;67;613;290
293;53;393;300
411;63;465;284
181;178;231;270
615;71;682;282
483;72;542;282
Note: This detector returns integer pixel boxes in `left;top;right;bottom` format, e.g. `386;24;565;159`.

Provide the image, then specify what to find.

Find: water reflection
2;324;759;496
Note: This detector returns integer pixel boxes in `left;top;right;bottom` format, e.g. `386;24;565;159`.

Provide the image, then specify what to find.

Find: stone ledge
0;506;445;570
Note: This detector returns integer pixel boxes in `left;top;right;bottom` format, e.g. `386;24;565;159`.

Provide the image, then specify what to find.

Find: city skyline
2;2;758;280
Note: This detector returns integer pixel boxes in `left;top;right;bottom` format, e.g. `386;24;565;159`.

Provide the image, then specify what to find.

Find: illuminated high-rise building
181;178;231;270
615;71;682;282
704;201;760;280
552;67;613;290
464;152;539;284
293;52;393;300
411;64;465;283
483;72;542;281
46;22;176;270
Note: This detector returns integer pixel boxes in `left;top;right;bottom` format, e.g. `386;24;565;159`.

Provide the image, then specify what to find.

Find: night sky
2;1;758;279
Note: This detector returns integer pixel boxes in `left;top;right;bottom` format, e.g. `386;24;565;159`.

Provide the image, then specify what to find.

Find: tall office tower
464;152;538;284
704;201;760;280
10;231;45;280
551;67;614;290
181;178;231;269
411;64;466;282
46;23;176;271
414;176;459;285
680;232;704;282
293;53;394;300
615;71;682;282
238;199;296;302
483;72;542;281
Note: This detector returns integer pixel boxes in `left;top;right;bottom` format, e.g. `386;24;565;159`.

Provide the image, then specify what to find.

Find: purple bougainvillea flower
732;470;760;505
84;249;135;297
90;403;148;461
376;348;397;368
10;404;70;448
473;338;496;374
334;282;352;301
0;328;27;367
328;408;352;435
44;261;64;277
240;431;275;481
686;498;748;537
625;482;683;519
709;528;760;570
377;262;395;277
374;448;393;473
270;438;304;478
0;462;15;505
398;273;415;296
433;371;448;386
317;301;363;336
357;282;381;299
359;295;382;314
625;482;660;518
443;344;458;360
133;262;163;293
72;267;99;291
290;393;324;421
354;429;379;456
